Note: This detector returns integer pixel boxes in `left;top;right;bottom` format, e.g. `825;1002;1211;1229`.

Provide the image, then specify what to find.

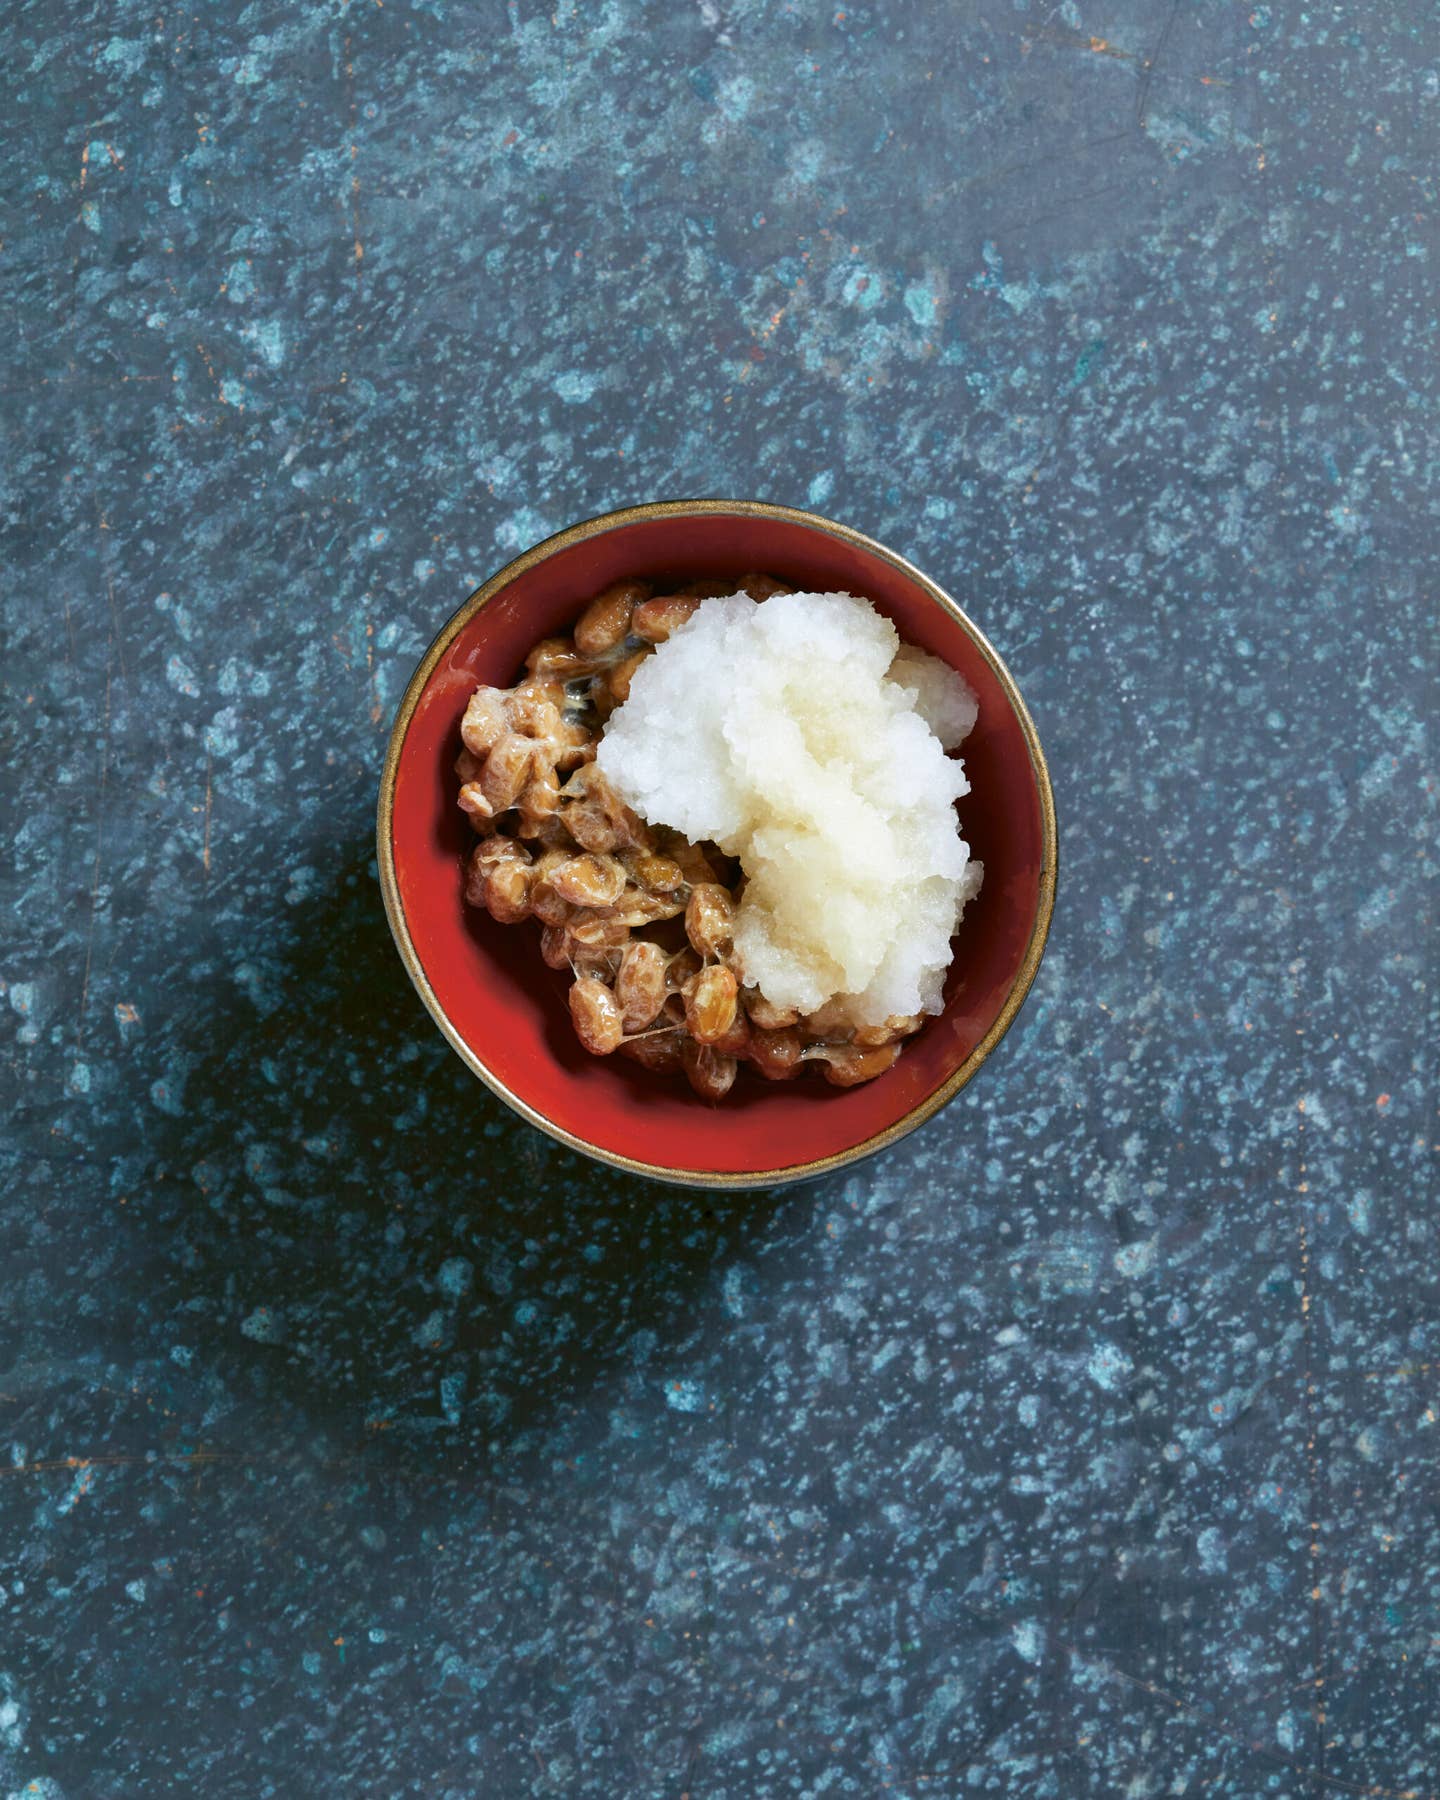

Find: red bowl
377;500;1056;1187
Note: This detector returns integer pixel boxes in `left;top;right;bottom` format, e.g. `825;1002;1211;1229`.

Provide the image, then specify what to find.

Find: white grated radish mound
887;644;980;751
596;591;982;1027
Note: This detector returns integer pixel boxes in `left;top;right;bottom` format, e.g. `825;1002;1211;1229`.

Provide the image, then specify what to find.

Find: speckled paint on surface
2;0;1437;1795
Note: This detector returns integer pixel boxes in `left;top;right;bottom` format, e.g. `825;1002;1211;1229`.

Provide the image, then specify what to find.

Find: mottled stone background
3;0;1436;1794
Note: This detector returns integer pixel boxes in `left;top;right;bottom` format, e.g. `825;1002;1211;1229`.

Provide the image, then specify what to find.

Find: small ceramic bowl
377;500;1056;1187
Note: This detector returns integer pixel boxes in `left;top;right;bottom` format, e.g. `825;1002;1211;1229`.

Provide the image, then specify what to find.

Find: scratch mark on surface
366;611;382;724
1136;0;1182;129
104;563;129;678
202;754;213;877
949;130;1134;204
75;668;112;1042
1295;1095;1329;1790
343;36;365;289
0;1449;252;1478
1029;26;1139;62
1000;177;1142;244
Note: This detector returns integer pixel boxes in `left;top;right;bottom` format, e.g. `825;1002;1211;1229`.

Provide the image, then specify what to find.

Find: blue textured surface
3;1;1437;1795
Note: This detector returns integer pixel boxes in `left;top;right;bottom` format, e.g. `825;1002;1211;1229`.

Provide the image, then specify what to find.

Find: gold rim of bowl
375;498;1059;1189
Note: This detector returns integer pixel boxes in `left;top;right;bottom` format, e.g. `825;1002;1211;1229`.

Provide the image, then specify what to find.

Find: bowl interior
387;509;1049;1182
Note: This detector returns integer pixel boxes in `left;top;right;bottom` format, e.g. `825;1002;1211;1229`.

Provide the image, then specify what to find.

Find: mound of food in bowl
454;574;983;1101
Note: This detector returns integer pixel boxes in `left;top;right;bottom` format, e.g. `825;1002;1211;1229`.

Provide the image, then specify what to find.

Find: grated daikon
596;590;982;1027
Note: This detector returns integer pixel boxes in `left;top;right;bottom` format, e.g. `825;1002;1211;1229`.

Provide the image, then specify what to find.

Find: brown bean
529;860;573;924
685;883;735;960
816;1043;901;1087
554;744;597;775
564;801;621;854
615;897;684;931
513;672;568;710
570;941;624;982
574;581;649;658
631;593;700;644
454;747;484;784
525;637;593;678
607;649;649;706
471;835;528;870
483;860;532;924
620;1031;685;1074
611;804;655;855
748;1026;802;1081
567;910;632;950
682;1039;738;1101
666;835;726;885
508;692;564;740
570;978;624;1055
547;702;597;752
518;759;560;821
800;999;855;1041
853;1013;924;1049
457;782;497;829
540;924;572;970
549;853;626;908
630;852;684;894
625;821;657;858
460;686;510;755
678;577;741;598
570;767;649;850
479;732;534;813
743;989;800;1030
462;844;493;908
563;766;652;852
464;835;525;907
665;946;702;992
615;940;667;1032
530;888;569;927
607;880;678;924
587;672;618;726
530;845;567;876
737;573;793;600
685;964;738;1045
569;765;621;813
710;1006;750;1058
